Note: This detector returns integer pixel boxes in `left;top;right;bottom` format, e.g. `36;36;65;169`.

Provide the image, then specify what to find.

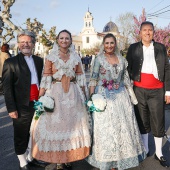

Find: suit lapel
154;43;159;59
139;42;144;60
18;53;31;74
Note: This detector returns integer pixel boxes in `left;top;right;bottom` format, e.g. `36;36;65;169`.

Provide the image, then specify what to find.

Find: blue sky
2;0;170;35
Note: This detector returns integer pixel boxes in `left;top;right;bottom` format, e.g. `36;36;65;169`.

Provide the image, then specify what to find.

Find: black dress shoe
147;151;150;157
64;163;72;170
20;164;30;170
28;159;50;168
154;154;169;167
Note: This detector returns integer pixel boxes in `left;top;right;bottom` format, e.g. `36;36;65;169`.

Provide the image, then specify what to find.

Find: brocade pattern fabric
86;54;146;170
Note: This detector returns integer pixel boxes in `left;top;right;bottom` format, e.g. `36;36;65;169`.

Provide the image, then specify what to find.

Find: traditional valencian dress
86;52;146;170
30;44;91;163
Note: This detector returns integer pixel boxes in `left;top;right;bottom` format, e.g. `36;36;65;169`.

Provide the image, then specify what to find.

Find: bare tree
116;12;134;45
0;0;22;45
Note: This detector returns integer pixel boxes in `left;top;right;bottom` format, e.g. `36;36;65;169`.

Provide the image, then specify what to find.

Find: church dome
103;21;119;33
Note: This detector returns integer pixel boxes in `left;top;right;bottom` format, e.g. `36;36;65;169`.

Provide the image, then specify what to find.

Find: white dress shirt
141;42;158;79
142;42;170;96
24;55;39;87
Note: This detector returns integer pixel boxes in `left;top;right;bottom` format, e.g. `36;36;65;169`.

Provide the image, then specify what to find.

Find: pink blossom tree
153;24;170;49
133;9;146;42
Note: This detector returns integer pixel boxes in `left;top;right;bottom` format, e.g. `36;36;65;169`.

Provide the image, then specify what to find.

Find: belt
52;77;76;83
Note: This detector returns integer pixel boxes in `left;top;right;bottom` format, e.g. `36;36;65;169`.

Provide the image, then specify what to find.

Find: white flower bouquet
39;95;55;112
86;93;107;113
34;95;55;120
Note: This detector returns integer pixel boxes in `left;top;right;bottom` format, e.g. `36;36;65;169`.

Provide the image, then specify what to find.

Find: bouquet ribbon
33;100;44;120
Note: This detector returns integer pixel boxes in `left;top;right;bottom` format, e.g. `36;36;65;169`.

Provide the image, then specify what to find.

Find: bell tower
81;7;95;33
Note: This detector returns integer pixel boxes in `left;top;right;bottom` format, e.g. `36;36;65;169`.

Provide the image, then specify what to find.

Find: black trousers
0;77;3;94
134;86;165;137
12;102;35;155
85;64;88;71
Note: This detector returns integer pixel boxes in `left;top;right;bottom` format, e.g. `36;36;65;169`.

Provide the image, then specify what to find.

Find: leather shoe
19;164;30;170
64;163;72;170
154;154;169;167
147;151;150;157
28;159;50;168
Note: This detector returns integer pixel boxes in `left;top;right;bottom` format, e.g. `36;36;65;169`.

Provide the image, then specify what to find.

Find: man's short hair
17;29;36;44
140;21;154;31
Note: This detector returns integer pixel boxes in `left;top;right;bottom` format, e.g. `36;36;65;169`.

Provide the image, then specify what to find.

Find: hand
165;96;170;104
9;111;18;119
39;88;46;97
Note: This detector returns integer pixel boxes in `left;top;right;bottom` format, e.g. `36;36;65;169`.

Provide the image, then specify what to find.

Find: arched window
86;37;89;43
86;22;88;27
89;22;91;27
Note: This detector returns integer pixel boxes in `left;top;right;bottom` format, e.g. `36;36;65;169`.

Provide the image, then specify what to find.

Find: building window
78;46;80;51
86;22;88;27
86;37;89;43
89;22;91;27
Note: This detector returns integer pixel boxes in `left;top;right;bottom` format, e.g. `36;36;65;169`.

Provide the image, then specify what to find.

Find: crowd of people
1;21;170;170
81;55;93;71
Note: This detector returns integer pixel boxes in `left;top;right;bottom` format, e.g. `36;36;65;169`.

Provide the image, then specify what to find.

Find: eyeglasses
19;41;32;45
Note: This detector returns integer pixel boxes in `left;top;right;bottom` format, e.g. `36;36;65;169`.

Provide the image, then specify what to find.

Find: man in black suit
84;55;89;71
126;21;170;167
2;30;43;170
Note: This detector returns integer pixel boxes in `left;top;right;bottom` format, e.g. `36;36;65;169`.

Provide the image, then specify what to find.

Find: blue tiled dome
103;21;119;32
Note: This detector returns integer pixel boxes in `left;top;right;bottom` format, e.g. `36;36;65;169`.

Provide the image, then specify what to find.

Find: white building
72;9;126;54
34;41;44;57
34;9;126;56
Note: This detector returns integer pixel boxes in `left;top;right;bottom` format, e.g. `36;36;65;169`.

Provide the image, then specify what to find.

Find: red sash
134;73;163;89
30;84;39;101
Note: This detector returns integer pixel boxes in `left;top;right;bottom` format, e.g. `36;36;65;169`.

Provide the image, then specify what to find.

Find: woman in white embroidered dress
30;30;91;169
86;33;146;170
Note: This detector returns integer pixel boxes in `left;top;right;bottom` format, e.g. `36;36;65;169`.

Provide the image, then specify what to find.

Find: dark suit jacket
2;53;43;113
126;41;170;91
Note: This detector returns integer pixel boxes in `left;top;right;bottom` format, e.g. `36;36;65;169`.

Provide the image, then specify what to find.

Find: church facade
72;9;126;55
34;9;126;57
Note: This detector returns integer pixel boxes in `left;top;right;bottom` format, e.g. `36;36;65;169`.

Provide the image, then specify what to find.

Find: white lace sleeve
40;76;52;90
88;57;100;87
88;80;97;87
123;58;138;105
76;74;86;86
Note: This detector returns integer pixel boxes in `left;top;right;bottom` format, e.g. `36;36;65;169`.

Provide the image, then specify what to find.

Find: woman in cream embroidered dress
30;30;91;169
86;33;146;170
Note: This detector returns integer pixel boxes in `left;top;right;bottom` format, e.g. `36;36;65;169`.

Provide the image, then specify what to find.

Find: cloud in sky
34;6;43;12
50;0;59;9
11;11;21;17
15;0;27;5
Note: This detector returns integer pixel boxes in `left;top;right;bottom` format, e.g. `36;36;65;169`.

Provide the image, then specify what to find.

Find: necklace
60;49;69;56
104;51;115;58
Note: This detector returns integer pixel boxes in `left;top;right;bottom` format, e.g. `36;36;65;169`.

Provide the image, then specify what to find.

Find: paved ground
0;71;170;170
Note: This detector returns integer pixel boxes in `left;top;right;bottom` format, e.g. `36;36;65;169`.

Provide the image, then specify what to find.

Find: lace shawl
89;54;138;104
40;46;86;89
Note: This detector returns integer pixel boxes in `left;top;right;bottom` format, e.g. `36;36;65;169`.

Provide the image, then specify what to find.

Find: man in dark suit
84;55;90;71
126;21;170;167
2;30;43;170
